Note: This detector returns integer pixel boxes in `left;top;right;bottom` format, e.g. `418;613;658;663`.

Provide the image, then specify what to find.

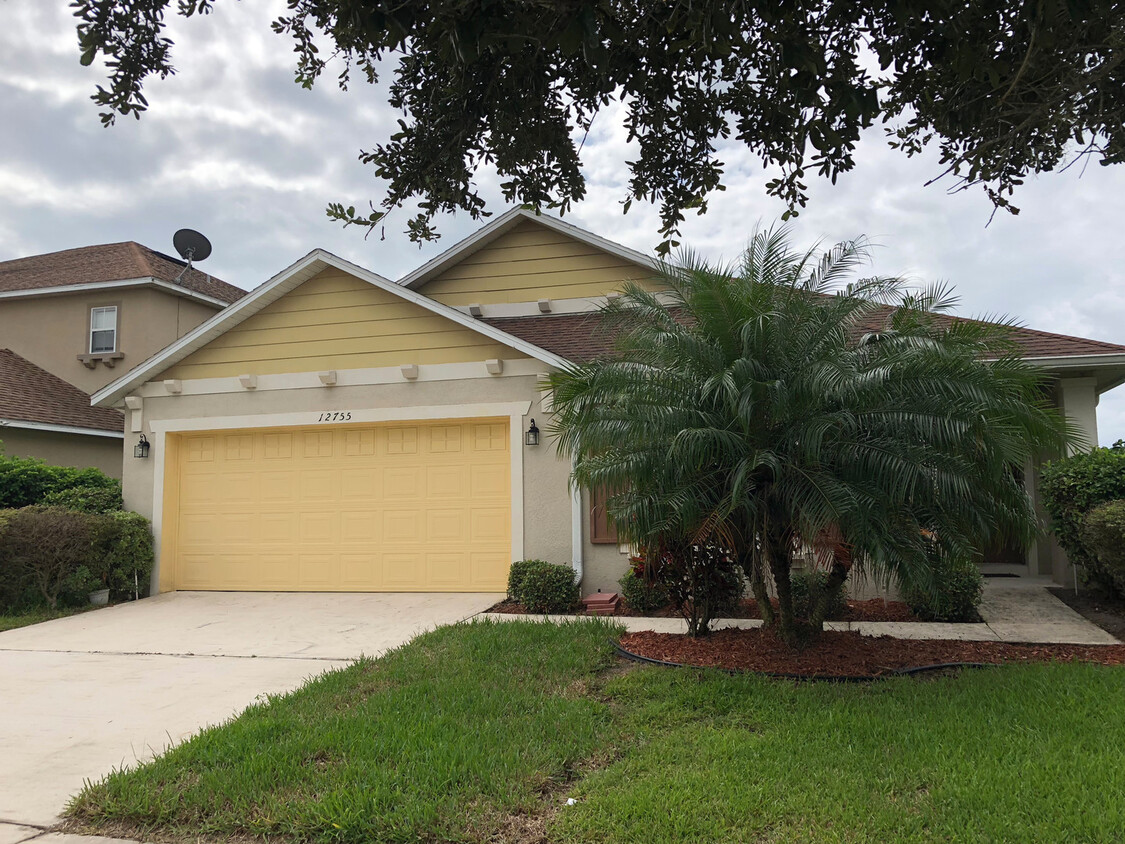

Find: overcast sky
3;1;1125;443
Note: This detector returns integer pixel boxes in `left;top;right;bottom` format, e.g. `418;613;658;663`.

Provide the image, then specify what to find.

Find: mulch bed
619;628;1125;678
487;597;919;623
1048;587;1125;641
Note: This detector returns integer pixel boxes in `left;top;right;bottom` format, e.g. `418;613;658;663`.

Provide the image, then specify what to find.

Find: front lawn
0;605;96;632
68;620;1125;843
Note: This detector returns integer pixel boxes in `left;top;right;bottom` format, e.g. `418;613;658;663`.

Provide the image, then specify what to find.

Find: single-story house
91;210;1125;595
0;241;244;476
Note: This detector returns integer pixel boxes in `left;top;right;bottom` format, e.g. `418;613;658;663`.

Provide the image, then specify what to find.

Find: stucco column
1059;377;1099;454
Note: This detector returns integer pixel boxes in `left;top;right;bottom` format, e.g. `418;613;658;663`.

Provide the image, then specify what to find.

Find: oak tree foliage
71;0;1124;251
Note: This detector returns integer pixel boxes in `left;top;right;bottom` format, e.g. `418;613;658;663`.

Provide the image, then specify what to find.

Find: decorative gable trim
91;249;570;408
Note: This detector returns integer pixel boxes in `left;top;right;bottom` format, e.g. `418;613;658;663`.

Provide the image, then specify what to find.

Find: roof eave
0;277;234;309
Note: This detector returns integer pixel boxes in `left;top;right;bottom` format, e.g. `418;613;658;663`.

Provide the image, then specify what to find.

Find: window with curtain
89;306;118;353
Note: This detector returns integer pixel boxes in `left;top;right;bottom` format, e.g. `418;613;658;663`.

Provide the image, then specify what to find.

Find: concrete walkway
0;591;500;842
481;578;1121;645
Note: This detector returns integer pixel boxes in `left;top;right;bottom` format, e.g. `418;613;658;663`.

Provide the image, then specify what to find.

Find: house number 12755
317;411;353;422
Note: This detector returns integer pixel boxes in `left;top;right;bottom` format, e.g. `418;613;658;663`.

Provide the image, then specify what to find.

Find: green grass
69;620;1125;844
0;605;96;632
68;619;620;842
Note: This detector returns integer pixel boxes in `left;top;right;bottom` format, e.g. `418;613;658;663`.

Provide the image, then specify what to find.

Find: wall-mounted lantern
134;433;150;459
525;419;540;447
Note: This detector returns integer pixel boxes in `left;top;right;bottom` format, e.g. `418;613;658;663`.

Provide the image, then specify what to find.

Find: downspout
571;459;584;589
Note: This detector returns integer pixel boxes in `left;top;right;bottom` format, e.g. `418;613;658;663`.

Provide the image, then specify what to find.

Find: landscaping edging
612;638;992;682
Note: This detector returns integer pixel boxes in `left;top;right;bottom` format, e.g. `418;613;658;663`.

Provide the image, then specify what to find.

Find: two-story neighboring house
0;242;244;477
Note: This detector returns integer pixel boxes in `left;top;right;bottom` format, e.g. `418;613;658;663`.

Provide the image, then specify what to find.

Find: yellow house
93;210;1125;594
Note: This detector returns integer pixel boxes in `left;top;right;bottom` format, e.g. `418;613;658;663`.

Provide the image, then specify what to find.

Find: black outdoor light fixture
525;419;540;447
134;433;150;459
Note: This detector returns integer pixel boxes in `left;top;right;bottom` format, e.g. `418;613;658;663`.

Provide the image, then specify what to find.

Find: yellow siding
419;220;662;305
162;269;528;380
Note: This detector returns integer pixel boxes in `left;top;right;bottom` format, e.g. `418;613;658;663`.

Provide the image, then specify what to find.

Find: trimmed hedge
508;559;580;614
791;569;847;620
1082;500;1125;597
1040;442;1125;596
901;551;984;623
41;485;124;514
0;452;120;509
619;568;669;613
0;506;154;611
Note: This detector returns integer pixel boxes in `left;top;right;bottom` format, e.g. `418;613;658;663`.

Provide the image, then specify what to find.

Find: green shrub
506;558;544;601
0;507;98;609
511;560;580;614
901;551;984;622
101;511;154;601
1040;442;1125;596
619;568;669;613
1082;500;1125;597
791;569;847;620
41;484;124;514
0;506;153;611
0;453;120;509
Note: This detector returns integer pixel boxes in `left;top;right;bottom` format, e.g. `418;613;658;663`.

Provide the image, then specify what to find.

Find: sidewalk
479;577;1121;645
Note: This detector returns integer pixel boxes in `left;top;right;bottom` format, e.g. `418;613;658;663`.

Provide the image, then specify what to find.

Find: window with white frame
89;306;118;354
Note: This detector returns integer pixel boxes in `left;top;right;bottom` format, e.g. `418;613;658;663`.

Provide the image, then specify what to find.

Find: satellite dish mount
172;229;212;282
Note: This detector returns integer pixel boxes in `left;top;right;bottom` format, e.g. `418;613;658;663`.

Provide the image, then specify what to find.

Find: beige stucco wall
0;287;221;394
121;370;631;596
0;426;124;478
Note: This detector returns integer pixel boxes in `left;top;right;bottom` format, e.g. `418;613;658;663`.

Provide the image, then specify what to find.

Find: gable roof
91;249;571;408
0;349;124;435
399;207;660;291
0;242;245;305
484;308;1125;364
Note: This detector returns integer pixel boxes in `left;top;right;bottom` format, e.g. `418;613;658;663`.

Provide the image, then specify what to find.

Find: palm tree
548;227;1070;642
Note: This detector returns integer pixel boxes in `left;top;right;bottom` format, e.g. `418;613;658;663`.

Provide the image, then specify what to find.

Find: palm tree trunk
809;560;851;630
745;548;775;626
767;534;799;644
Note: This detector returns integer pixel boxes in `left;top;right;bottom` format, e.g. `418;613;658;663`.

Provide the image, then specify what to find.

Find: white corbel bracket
238;374;258;390
123;395;144;433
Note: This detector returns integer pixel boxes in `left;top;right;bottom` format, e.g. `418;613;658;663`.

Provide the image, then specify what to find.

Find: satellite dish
173;229;212;263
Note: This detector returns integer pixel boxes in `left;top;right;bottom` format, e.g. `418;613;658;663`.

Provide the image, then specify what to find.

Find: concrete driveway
0;591;499;833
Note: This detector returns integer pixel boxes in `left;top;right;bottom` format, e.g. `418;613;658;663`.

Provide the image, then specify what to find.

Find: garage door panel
470;550;510;588
471;508;509;542
383;552;421;587
261;471;299;502
427;551;467;587
259;553;299;587
298;553;337;586
170;419;510;591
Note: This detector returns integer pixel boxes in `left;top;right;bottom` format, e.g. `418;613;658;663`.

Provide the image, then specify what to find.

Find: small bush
902;551;984;622
791;569;847;620
645;540;744;636
41;485;124;514
511;560;580;614
507;558;544;601
0;453;120;509
101;511;155;601
619;568;669;613
1040;441;1125;596
1082;500;1125;596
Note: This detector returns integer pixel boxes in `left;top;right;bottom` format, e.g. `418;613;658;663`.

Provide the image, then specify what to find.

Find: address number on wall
317;411;353;422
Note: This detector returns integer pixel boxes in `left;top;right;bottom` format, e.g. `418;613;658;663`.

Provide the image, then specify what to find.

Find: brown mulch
487;596;918;622
1048;587;1125;641
619;628;1125;678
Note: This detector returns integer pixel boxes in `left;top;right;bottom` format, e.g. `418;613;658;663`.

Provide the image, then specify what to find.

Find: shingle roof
0;349;124;433
485;309;1125;363
0;242;245;304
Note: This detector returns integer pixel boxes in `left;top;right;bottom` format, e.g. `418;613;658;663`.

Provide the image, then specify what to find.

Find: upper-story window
89;306;118;354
